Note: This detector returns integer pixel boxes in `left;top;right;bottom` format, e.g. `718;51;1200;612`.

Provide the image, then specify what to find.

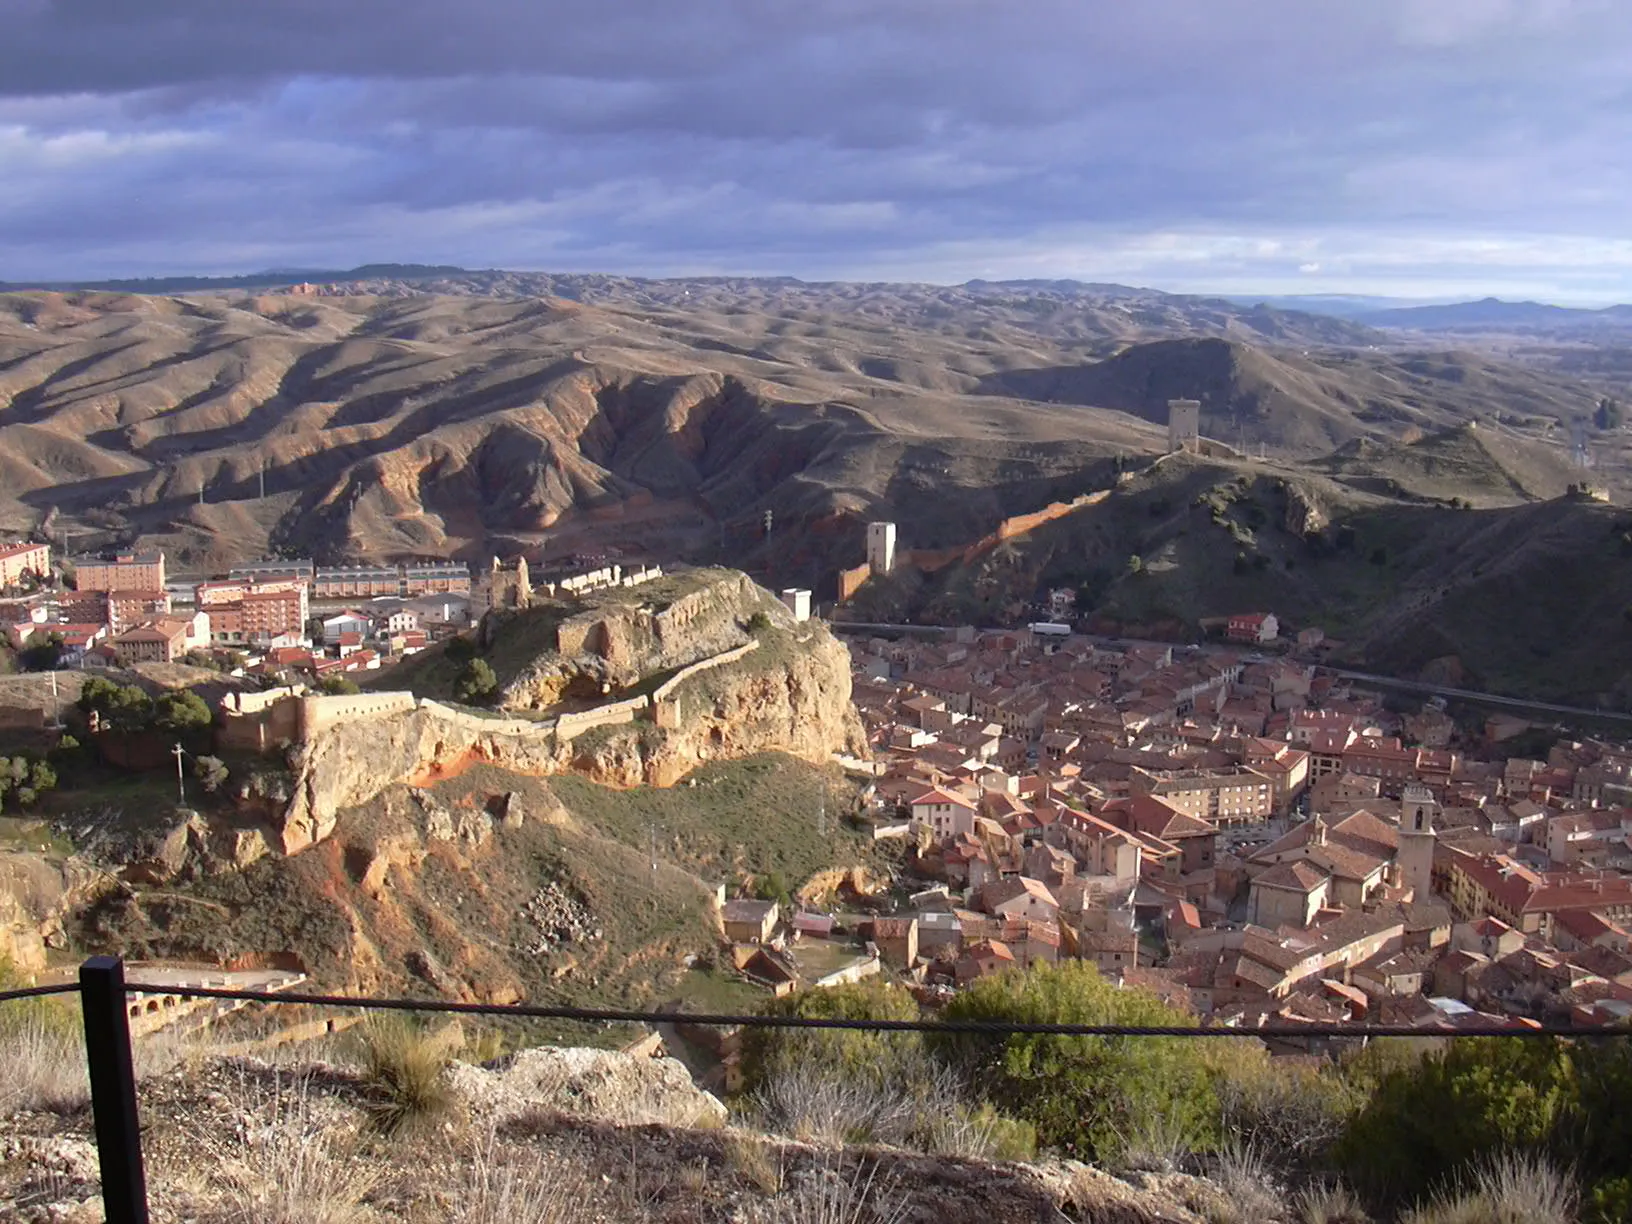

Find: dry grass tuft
0;1016;90;1115
1296;1180;1372;1224
1194;1141;1282;1224
355;1019;454;1137
728;1132;788;1195
756;1157;908;1224
449;1127;583;1224
208;1072;378;1224
1403;1152;1578;1224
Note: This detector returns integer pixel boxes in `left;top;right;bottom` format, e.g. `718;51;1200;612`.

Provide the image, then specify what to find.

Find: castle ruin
1167;398;1201;454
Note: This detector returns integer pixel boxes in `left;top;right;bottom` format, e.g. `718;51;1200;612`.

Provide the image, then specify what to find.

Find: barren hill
0;285;1608;583
846;447;1632;707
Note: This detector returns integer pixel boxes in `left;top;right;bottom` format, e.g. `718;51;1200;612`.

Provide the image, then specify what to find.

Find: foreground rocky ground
0;1043;1281;1224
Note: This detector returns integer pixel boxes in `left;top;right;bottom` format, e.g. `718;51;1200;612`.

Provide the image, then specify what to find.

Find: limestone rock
275;572;865;855
446;1046;728;1129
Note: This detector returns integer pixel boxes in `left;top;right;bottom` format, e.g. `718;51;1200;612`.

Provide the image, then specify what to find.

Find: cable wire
119;981;1612;1040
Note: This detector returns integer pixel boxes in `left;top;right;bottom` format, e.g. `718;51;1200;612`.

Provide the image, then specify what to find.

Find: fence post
80;955;149;1224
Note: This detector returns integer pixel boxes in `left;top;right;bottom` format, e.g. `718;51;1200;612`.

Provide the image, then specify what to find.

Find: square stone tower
866;521;897;574
1167;399;1201;454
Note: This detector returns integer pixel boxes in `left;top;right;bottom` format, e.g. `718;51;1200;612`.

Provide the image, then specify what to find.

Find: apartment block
0;542;50;587
73;552;165;593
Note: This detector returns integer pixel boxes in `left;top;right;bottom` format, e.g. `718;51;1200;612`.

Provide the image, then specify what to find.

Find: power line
97;982;1615;1040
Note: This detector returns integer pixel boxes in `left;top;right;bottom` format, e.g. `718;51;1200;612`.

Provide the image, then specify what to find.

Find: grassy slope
72;752;872;1032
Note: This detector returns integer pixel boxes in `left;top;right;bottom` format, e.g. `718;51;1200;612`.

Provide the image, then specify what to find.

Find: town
825;608;1632;1036
0;540;671;687
5;531;1632;1044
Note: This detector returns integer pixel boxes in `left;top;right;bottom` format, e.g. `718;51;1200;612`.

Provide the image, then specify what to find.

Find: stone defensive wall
837;562;871;603
223;685;306;715
651;639;760;704
236;637;768;755
416;699;553;738
840;490;1114;592
553;693;650;742
216;684;306;751
298;691;417;736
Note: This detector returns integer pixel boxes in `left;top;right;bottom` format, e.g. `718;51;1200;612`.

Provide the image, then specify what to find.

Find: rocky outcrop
1281;479;1330;537
447;1046;728;1129
278;612;864;854
0;853;108;973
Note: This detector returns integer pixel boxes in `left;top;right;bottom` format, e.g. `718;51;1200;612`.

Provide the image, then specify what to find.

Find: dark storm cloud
1;0;1629;296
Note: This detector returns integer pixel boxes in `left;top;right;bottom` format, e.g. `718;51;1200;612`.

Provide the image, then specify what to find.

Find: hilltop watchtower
1167;399;1201;454
866;521;897;575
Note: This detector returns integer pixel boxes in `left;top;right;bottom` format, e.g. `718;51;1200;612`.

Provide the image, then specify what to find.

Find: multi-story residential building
1441;848;1632;940
1226;612;1278;644
1241;737;1312;812
197;576;309;644
230;559;315;584
107;589;172;632
107;614;207;663
1129;765;1276;827
73;552;165;593
0;542;50;587
312;565;400;600
1341;737;1423;795
402;561;472;596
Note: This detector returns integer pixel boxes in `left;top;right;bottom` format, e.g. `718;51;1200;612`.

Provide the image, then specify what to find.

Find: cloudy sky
3;0;1630;301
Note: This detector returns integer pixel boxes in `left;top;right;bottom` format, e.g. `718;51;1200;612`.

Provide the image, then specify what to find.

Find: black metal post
79;956;149;1224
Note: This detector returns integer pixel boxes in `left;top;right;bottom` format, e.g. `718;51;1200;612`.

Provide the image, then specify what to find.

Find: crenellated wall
299;691;417;736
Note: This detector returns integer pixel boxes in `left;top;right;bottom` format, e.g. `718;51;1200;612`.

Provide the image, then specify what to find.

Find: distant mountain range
5;265;1632;340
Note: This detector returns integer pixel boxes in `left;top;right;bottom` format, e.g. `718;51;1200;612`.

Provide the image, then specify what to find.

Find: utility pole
817;789;826;837
762;510;773;538
172;743;186;808
258;461;266;501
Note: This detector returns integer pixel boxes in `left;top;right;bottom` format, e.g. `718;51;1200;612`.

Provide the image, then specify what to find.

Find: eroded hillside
0;286;1608;585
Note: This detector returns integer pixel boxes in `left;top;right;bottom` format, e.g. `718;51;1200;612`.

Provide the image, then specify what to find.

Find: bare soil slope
0;285;1604;583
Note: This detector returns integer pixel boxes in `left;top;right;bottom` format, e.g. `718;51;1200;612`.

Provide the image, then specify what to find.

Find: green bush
931;960;1216;1163
455;658;498;704
153;689;212;733
739;979;922;1096
1337;1038;1578;1211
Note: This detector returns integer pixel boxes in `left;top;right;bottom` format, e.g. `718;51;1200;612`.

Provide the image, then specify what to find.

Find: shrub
746;611;773;633
739;980;922;1097
1337;1038;1576;1209
931;960;1216;1163
153;689;212;733
355;1019;454;1136
194;754;230;793
1210;1042;1358;1173
455;658;499;704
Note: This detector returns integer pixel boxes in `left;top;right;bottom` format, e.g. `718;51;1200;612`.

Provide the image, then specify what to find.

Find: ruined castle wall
553;694;651;742
415;700;553;739
299;691;417;736
652;641;760;704
837;562;871;601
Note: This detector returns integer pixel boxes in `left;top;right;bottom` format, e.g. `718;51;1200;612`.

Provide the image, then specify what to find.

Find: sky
2;0;1631;302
